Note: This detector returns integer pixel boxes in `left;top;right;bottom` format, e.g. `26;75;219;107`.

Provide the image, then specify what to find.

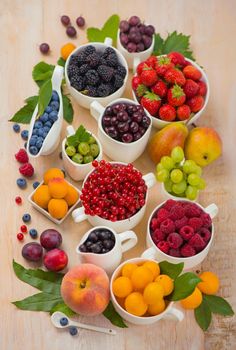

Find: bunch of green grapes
156;146;206;200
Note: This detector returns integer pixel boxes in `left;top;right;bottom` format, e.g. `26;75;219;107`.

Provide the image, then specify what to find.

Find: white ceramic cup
132;56;210;129
142;200;218;270
117;29;155;73
76;226;138;274
72;162;156;232
90;98;152;163
65;38;129;110
110;257;184;325
161;183;198;203
62;125;103;181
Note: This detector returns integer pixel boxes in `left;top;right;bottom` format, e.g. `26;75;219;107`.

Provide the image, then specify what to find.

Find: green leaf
37;79;52;117
169;272;202;301
87;14;120;45
204;295;234;316
162;31;195;61
12;293;63;312
62;94;74;124
57;57;66;67
13;260;63;295
32;61;54;86
159;261;184;279
67;134;79;147
103;302;128;328
194;298;212;331
75;125;91;142
50;302;76;317
9;96;38;124
87;28;105;43
153;33;164;56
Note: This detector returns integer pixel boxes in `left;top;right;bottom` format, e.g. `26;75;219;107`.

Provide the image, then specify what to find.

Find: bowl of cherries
72;160;156;232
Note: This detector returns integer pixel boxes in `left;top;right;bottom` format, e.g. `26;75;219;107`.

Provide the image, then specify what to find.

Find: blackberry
102;47;115;58
83;85;97;97
77;51;87;65
116;65;127;78
97;83;112;97
69;54;79;66
71;76;85;91
84;70;99;86
84;45;96;55
67;64;80;79
106;53;119;68
78;64;90;75
113;74;124;89
99;57;107;66
97;65;114;82
86;52;101;68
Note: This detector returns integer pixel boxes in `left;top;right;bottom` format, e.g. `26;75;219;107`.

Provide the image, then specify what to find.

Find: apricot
48;177;68;199
64;185;79;206
48;198;68;219
33;185;51;209
44;168;64;185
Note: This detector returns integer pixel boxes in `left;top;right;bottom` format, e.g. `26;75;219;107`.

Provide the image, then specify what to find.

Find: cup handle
141;247;156;259
119;231;138;253
90;101;105;121
66;125;75;136
104;37;113;46
133;56;141;74
142;173;156;189
51;65;64;91
204;203;218;219
72;207;88;223
165;307;184;322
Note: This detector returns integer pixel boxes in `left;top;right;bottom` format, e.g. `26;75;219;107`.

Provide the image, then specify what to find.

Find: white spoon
51;311;116;336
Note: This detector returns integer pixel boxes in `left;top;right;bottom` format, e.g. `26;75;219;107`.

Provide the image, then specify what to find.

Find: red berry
66;26;77;38
183;79;199;98
157;241;170;254
145;56;157;68
132;76;142;91
39;43;50;54
167;85;186;107
164;67;186;86
151;80;167;98
92;160;98;167
137;62;149;75
15;196;22;205
20;225;28;233
19;163;34;177
187;95;204;113
183;65;202;81
140;68;158;86
197;81;207;96
167;52;186;67
17;233;24;241
159;104;176;121
15;149;29;163
155;56;174;77
177;104;191;121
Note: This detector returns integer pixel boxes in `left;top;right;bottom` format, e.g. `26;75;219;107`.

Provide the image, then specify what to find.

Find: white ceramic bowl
62;125;103;181
132;56;210;129
72;162;156;232
65;38;129;110
161;183;198;203
90;98;152;163
142;200;218;269
110;257;184;325
117;29;155;72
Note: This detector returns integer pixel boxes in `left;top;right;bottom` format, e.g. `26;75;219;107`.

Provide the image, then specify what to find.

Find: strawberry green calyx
136;84;148;97
144;91;161;101
171;84;185;98
158;56;171;66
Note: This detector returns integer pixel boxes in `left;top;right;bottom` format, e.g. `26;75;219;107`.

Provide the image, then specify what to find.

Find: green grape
194;165;202;176
156;169;169;182
183;160;198;174
78;142;90;155
171;146;184;163
188;173;200;186
90;144;99;157
65;145;76;157
172;180;187;194
83;155;94;163
185;185;198;200
164;179;173;193
170;169;183;184
88;135;96;144
156;162;164;172
72;153;83;164
161;156;175;170
197;178;206;190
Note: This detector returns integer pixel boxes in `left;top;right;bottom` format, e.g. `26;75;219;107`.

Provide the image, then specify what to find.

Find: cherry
17;233;24;241
15;196;22;205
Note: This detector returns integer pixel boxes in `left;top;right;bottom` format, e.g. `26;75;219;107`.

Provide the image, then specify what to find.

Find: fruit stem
80;280;87;289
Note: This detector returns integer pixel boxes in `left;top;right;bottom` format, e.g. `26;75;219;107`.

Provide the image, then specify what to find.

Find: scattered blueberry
13;123;20;133
29;229;38;239
60;317;69;326
33;181;40;189
17;178;27;189
69;326;78;336
21;130;29;140
29;146;39;155
22;213;31;223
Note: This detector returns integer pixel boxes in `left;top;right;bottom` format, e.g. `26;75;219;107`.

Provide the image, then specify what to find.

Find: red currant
139;199;145;206
17;233;24;241
15;196;22;204
20;225;27;233
92;160;98;167
100;160;106;166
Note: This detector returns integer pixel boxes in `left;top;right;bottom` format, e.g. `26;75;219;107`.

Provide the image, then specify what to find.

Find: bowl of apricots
110;257;184;325
28;168;81;224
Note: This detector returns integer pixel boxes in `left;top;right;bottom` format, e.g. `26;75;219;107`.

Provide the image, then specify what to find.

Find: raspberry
163;199;176;211
150;217;161;231
19;163;34;177
169;248;181;257
15;149;29;163
160;219;175;234
97;65;114;82
157;241;170;254
200;213;212;228
179;225;194;241
157;208;170;222
175;216;188;230
198;228;211;242
185;203;202;218
169;204;185;220
167;232;183;249
152;228;166;243
181;244;196;257
189;233;207;252
188;217;203;231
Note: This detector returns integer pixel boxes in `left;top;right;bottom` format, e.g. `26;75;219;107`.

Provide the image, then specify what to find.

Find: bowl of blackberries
90;98;152;163
117;16;155;71
65;38;128;109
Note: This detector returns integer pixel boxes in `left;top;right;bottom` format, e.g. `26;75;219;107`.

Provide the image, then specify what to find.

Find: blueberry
29;146;39;155
21;130;29;140
34;121;43;129
13;123;20;133
33;181;40;189
22;213;31;223
32;129;39;136
88;232;98;243
29;137;37;146
60;317;69;326
17;178;27;189
79;244;87;252
49;111;58;122
38;128;44;137
43;126;50;133
36;140;43;149
69;326;78;336
45;106;52;114
43;132;48;138
50;101;59;111
40;113;49;123
44;121;52;128
29;228;38;239
52;91;59;101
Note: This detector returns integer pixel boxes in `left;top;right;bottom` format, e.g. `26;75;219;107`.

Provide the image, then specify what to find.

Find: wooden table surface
1;0;236;349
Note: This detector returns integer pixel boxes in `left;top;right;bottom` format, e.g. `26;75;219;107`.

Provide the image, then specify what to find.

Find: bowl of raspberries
65;38;128;109
142;199;218;269
132;52;209;129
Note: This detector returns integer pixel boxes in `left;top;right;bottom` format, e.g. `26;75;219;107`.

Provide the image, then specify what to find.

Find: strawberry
151;80;167;98
132;76;142;90
140;67;158;86
183;79;199;98
145;56;157;68
167;52;186;67
183;65;202;81
164;67;186;86
155;56;174;77
177;104;191;120
167;85;186;107
141;92;161;116
137;62;150;76
197;81;207;96
136;84;148;97
187;95;204;112
159;104;176;121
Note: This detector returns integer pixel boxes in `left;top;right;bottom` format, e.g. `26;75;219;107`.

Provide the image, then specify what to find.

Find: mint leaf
37;79;52;117
162;31;195;61
76;125;91;142
103;302;127;328
194;298;212;331
50;302;76;317
62;94;74;123
9;96;38;124
169;272;202;301
57;57;66;67
67;134;79;147
87;14;120;45
153;33;164;56
204;295;234;316
159;261;184;279
12;293;63;312
87;28;105;42
32;61;54;86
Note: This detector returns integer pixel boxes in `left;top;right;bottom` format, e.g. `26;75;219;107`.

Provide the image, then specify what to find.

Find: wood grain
0;0;235;349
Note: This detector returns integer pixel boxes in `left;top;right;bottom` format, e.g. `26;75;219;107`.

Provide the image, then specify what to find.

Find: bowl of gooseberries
156;146;206;201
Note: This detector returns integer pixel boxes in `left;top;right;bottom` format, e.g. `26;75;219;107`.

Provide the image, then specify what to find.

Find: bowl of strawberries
132;52;209;129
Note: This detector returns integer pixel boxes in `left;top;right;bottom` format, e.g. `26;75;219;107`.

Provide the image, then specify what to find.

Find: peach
61;264;110;316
